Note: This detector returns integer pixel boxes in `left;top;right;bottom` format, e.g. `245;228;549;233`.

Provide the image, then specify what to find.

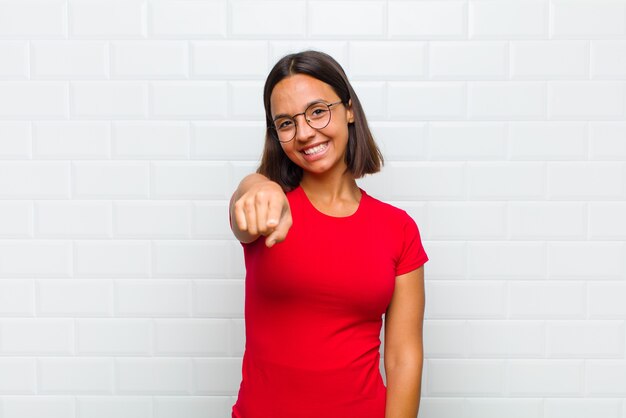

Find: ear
346;99;354;123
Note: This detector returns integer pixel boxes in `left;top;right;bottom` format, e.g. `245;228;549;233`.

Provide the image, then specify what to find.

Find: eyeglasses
269;100;344;143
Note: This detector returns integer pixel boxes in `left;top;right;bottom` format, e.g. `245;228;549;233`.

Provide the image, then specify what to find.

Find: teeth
303;142;328;155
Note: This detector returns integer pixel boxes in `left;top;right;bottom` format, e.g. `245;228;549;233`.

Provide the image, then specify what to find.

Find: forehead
270;74;337;116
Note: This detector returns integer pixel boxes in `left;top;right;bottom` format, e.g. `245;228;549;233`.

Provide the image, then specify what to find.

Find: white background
1;0;626;417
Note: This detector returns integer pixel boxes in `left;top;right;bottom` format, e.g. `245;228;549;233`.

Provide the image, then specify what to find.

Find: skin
229;73;425;418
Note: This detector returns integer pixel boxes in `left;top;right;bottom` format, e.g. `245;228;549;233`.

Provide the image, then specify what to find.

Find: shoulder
362;189;412;222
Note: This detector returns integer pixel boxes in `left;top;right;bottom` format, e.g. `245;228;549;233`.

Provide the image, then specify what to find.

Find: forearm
384;360;423;418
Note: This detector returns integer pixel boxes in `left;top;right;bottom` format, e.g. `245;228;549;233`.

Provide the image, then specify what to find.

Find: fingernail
267;219;278;226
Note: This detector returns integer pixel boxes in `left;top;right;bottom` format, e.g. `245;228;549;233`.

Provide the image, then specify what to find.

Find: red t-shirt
231;184;428;418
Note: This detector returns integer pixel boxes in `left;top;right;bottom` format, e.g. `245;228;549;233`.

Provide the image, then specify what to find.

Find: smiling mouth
301;142;329;155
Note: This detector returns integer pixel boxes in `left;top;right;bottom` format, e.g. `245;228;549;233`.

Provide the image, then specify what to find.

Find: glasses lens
273;117;296;142
305;103;331;129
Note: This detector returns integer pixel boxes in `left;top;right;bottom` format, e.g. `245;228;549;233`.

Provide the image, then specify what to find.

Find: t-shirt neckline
297;184;366;220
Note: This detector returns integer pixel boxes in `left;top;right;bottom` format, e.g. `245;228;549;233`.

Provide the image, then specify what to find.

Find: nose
293;113;316;142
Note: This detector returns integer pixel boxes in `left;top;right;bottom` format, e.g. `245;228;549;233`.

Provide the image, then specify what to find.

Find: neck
300;168;360;204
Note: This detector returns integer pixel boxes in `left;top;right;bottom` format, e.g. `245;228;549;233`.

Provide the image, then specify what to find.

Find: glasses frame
268;100;344;143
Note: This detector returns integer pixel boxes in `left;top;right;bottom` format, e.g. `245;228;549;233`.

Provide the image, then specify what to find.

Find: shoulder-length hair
257;50;384;192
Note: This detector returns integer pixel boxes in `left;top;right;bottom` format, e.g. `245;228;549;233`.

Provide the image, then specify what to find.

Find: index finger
266;194;284;228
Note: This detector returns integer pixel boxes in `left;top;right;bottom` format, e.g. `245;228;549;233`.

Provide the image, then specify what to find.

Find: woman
229;50;428;418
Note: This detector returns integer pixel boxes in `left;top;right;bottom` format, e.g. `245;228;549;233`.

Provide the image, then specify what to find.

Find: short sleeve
395;212;428;276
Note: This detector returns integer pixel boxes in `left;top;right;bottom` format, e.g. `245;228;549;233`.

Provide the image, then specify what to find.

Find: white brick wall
0;1;625;417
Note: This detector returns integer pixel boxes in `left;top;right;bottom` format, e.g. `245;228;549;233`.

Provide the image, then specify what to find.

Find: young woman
229;50;429;418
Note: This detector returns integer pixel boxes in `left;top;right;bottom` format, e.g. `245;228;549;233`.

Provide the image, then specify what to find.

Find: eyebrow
272;98;329;121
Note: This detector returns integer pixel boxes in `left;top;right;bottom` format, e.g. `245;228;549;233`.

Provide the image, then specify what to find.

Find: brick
507;360;583;396
588;283;626;318
0;122;31;158
309;1;385;38
468;320;544;358
468;82;546;119
0;0;66;37
77;319;151;354
589;122;626;160
0;319;72;354
116;280;190;317
31;41;108;78
38;280;113;316
69;0;146;38
388;1;466;38
469;0;548;39
71;82;148;118
153;241;230;277
369;122;427;161
586;361;626;396
114;202;190;238
191;122;264;160
151;82;227;118
548;243;626;279
35;201;111;237
76;398;151;417
428;122;506;160
111;41;187;78
509;282;585;319
544;399;623;418
73;161;150;198
192;202;232;239
0;280;33;315
149;0;226;38
193;280;245;318
508;202;586;239
423;320;467;358
229;81;265;119
349;41;425;79
548;82;626;119
465;399;543;418
192;41;268;78
33;121;110;159
415;242;466;279
552;0;626;38
0;358;36;393
0;82;68;118
359;162;465;201
112;121;189;159
0;41;28;77
231;1;306;38
468;162;546;199
429;41;507;79
74;241;151;278
0;240;71;278
0;202;32;238
548;162;625;199
511;41;589;79
591;41;626;79
428;202;507;240
194;358;242;394
388;82;466;120
468;243;546;278
589;203;626;239
154;319;229;355
428;359;505;395
152;162;230;199
547;320;625;358
116;358;191;394
153;397;233;418
40;358;113;393
509;122;586;160
270;41;348;69
425;281;507;319
350;81;386;119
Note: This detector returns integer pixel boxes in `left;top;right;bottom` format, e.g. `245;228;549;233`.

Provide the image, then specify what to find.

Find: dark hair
257;50;384;192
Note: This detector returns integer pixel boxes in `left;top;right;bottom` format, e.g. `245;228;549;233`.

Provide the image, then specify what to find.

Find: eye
276;119;293;130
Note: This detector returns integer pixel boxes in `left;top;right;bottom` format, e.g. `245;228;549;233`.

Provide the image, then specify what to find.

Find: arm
229;173;292;247
384;265;425;418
